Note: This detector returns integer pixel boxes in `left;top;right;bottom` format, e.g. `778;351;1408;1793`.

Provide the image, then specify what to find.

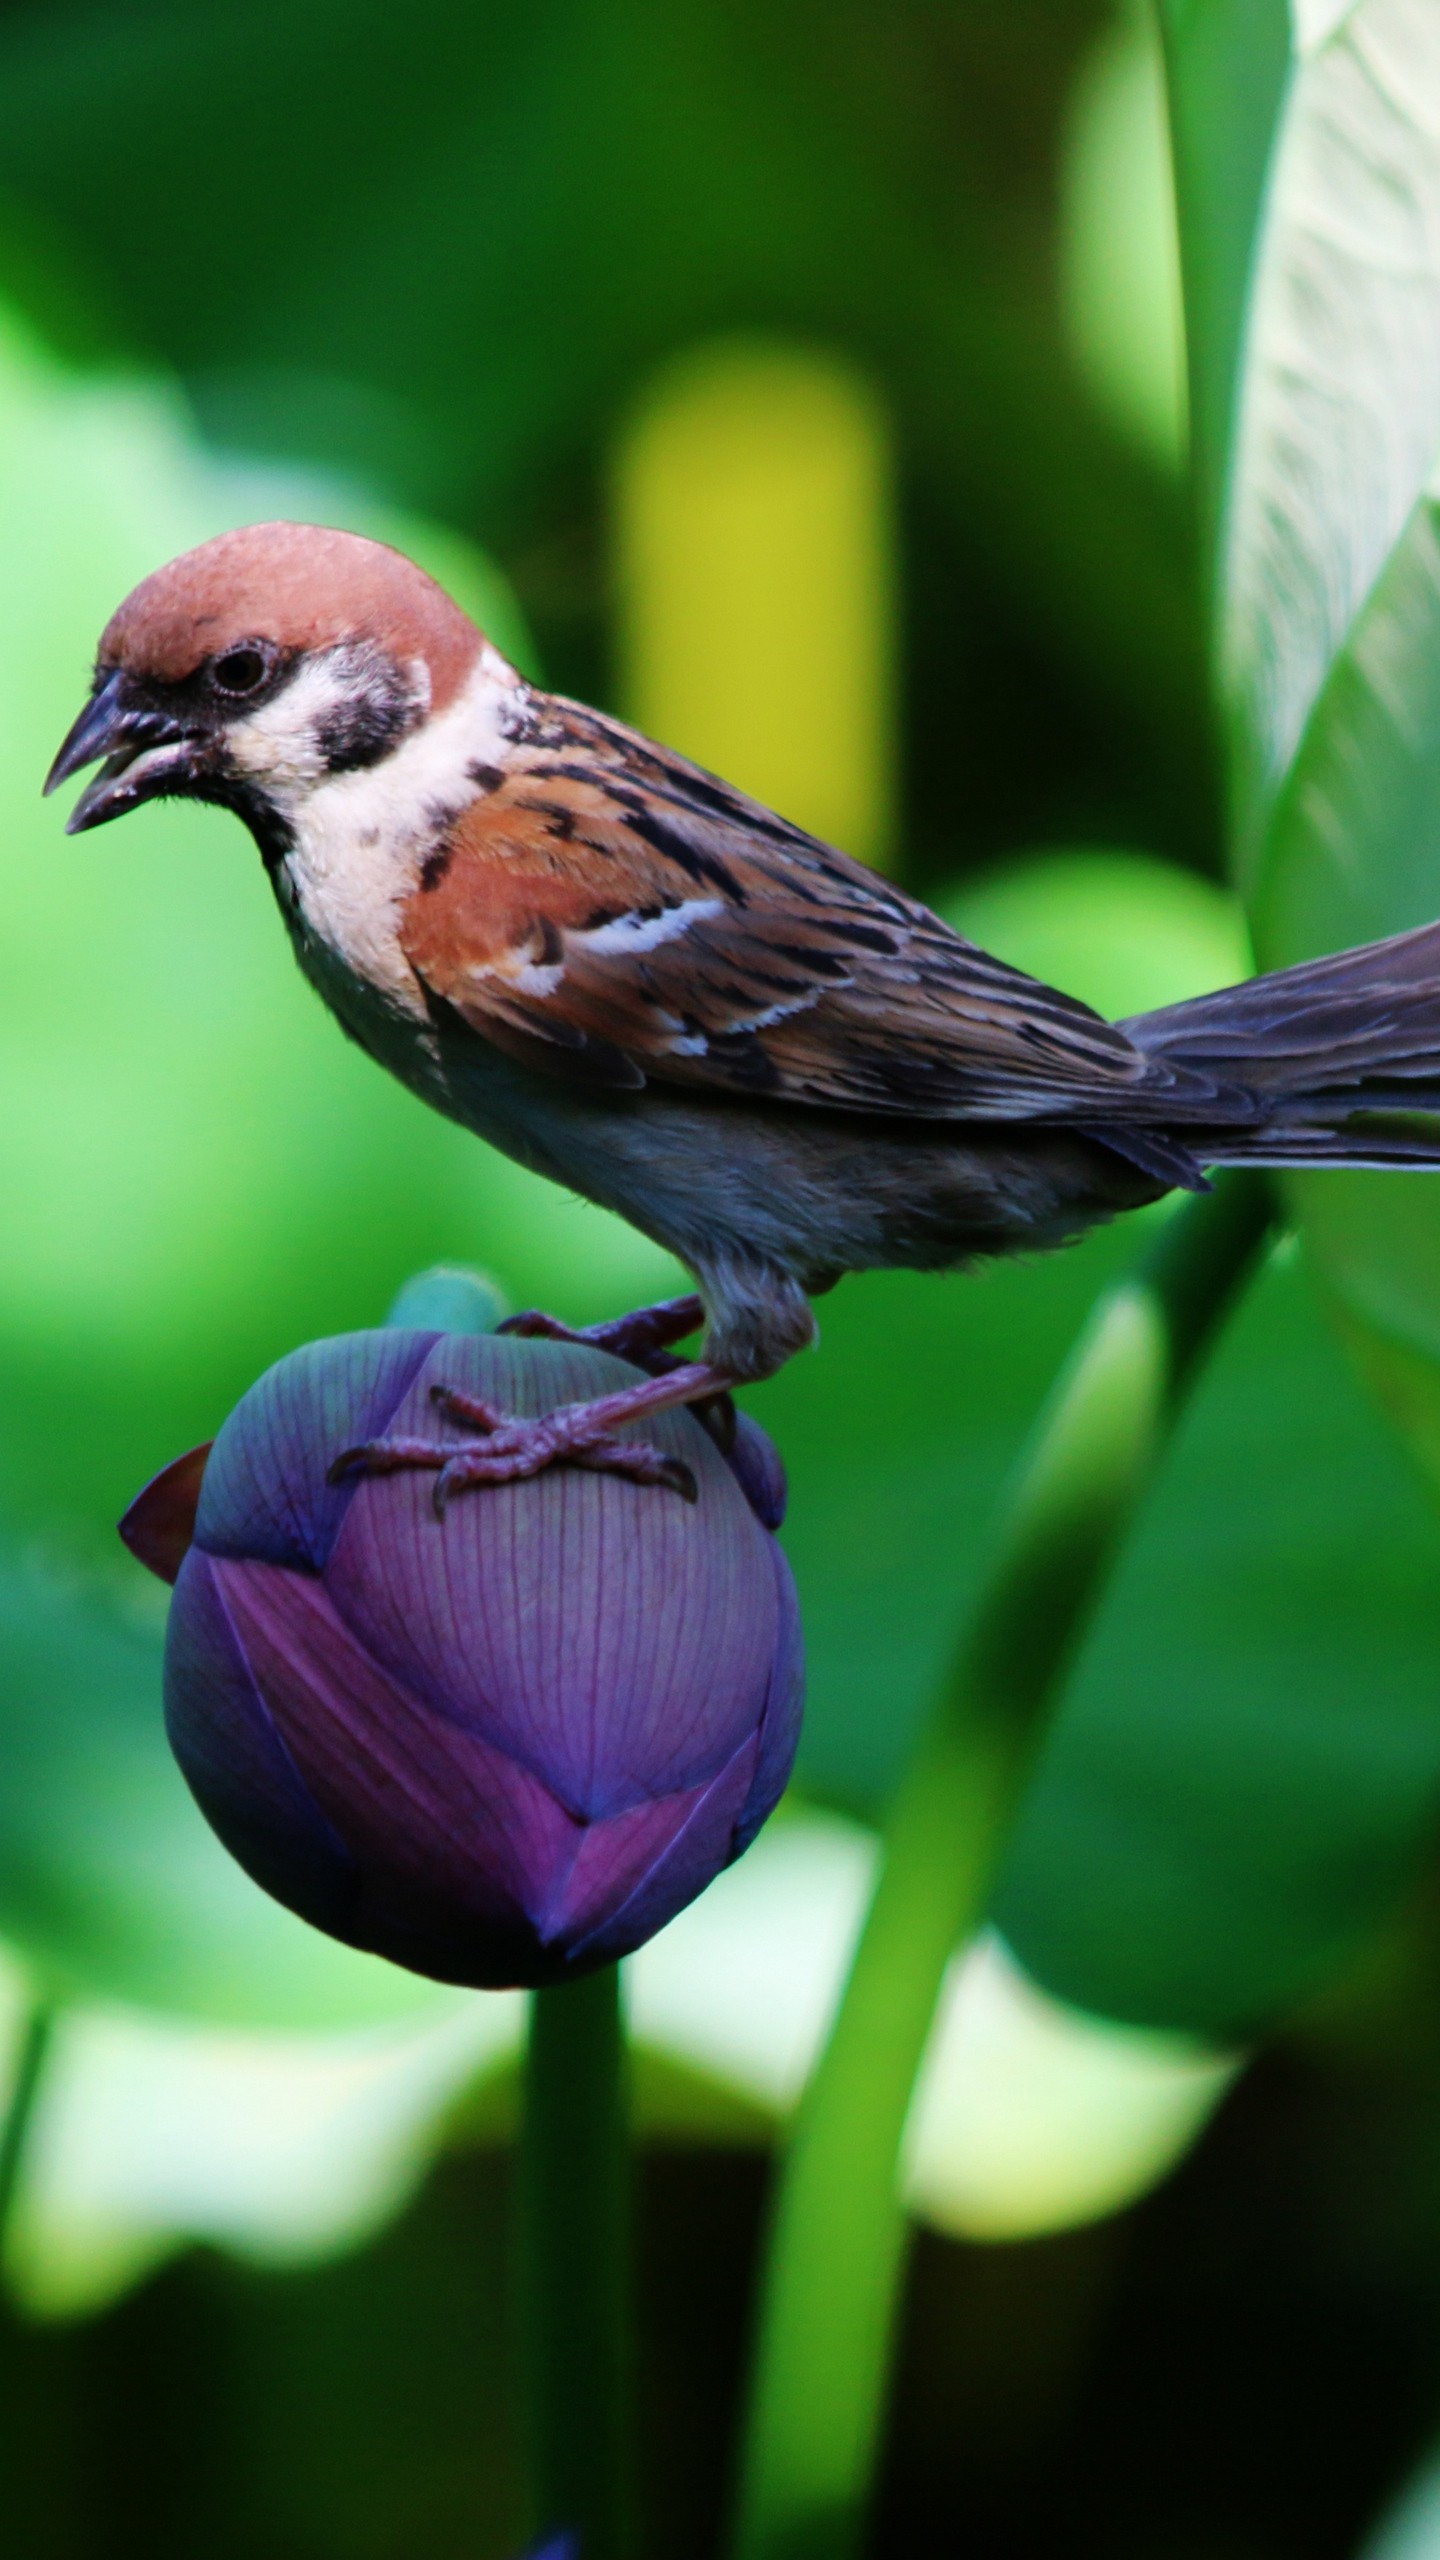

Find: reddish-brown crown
99;522;485;710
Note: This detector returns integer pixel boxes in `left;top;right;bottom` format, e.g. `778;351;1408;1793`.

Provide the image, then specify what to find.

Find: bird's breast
279;819;426;1015
271;648;523;1015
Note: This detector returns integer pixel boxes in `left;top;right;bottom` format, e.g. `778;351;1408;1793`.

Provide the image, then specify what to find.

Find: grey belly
432;1020;1160;1372
313;951;1160;1376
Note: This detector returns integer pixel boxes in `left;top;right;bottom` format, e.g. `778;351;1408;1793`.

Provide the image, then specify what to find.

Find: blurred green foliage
3;1;1440;2550
0;0;1216;874
0;0;1437;2086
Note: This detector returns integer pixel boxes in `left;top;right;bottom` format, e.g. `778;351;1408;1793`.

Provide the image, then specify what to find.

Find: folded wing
400;697;1253;1125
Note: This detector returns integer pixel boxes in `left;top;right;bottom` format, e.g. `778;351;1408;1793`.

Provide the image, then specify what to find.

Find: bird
44;519;1440;1507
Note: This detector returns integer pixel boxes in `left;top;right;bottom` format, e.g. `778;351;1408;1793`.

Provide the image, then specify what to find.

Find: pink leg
329;1358;736;1514
498;1290;736;1451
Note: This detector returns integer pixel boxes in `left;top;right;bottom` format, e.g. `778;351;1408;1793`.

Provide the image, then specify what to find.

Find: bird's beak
45;668;204;833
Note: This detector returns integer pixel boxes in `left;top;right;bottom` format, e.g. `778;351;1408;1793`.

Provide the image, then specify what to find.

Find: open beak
45;668;204;833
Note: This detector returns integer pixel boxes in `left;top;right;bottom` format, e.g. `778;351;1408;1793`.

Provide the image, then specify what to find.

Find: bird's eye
211;643;271;698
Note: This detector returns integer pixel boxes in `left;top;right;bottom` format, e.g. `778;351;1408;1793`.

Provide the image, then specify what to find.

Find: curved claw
496;1309;587;1346
328;1435;446;1485
331;1345;724;1509
574;1438;698;1501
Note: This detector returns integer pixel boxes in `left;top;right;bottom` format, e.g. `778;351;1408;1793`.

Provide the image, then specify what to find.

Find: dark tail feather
1125;919;1440;1170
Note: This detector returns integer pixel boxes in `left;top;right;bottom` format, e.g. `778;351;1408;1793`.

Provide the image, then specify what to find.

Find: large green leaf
1032;0;1440;2039
995;1229;1440;2035
1248;495;1440;1491
1168;3;1440;1496
1217;1;1440;881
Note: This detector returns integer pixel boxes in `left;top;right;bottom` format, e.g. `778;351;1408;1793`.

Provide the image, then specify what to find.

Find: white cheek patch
228;654;363;800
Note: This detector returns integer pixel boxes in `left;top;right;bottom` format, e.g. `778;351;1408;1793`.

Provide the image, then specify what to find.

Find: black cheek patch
316;665;420;773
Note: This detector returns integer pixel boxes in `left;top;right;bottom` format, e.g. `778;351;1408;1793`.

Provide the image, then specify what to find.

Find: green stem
0;2000;55;2254
520;1964;633;2560
383;1270;635;2550
730;1172;1275;2560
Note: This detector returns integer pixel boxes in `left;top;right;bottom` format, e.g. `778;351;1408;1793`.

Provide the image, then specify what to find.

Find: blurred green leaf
1158;0;1289;569
0;0;1210;843
3;1986;516;2318
950;846;1249;1021
995;1232;1440;2035
1061;0;1189;475
1356;2440;1440;2560
0;1552;452;2027
903;1931;1239;2240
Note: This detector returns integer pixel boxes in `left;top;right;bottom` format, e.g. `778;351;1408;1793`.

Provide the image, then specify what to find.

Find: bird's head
45;521;491;848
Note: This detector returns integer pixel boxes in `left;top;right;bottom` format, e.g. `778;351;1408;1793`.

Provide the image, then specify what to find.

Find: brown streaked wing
399;696;1227;1121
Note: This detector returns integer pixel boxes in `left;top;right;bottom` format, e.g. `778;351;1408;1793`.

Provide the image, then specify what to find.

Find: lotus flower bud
121;1329;802;1989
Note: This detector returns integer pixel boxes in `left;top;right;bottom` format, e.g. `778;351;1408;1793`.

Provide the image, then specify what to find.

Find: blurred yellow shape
613;340;895;865
633;1815;1242;2242
1;1980;517;2320
904;1933;1241;2242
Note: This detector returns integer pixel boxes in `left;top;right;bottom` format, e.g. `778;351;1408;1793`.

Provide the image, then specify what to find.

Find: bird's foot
328;1358;734;1514
497;1292;737;1451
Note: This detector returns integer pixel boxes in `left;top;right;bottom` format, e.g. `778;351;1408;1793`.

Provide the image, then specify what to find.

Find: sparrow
45;521;1440;1505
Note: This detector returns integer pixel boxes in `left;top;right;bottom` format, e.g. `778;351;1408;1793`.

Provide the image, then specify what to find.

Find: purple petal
565;1728;763;1968
196;1330;439;1573
325;1334;784;1819
535;1742;752;1952
209;1554;590;1988
120;1441;213;1584
722;1411;788;1529
730;1540;805;1860
166;1550;360;1940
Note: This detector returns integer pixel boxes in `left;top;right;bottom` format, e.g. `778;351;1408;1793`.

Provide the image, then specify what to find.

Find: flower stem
520;1963;633;2560
387;1276;633;2549
730;1171;1275;2560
